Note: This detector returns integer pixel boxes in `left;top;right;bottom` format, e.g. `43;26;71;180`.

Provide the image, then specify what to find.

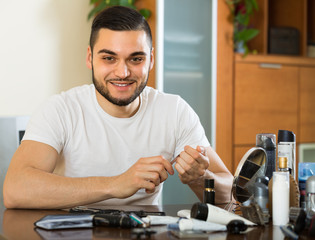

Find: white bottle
272;171;290;225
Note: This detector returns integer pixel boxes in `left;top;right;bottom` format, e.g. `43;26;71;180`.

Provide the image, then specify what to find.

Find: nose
114;61;131;79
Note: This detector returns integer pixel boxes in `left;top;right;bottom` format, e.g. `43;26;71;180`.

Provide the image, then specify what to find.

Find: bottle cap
278;130;295;143
279;157;288;169
205;179;214;188
190;202;208;221
255;176;269;185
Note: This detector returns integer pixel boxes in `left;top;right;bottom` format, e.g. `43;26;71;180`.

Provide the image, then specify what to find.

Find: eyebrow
97;49;117;55
130;51;147;57
97;49;147;57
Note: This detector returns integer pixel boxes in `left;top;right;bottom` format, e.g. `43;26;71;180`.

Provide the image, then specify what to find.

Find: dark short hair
89;6;152;51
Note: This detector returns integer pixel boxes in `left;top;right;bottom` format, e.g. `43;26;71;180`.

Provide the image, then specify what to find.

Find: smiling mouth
108;79;136;88
111;82;133;87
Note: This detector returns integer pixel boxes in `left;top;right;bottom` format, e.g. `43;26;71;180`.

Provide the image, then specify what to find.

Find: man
3;6;233;209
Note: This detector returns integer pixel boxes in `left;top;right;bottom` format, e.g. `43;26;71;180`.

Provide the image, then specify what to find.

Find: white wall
0;1;92;116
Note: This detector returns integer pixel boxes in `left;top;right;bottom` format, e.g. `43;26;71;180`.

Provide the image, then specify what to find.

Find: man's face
86;29;154;106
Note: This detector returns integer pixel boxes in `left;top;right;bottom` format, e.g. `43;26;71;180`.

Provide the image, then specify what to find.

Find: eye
102;56;116;62
130;57;144;64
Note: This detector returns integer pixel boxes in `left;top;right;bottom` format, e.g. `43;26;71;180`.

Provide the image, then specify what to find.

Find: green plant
88;0;151;20
226;0;259;56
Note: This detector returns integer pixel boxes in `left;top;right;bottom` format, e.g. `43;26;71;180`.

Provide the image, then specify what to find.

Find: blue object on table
298;163;315;209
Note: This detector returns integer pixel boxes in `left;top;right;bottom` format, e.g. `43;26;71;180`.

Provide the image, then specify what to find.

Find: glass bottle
203;179;215;205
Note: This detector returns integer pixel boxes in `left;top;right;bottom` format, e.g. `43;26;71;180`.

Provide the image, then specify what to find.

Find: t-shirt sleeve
22;95;69;154
174;97;210;158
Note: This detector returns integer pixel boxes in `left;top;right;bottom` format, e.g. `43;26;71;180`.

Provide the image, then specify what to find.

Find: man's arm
3;140;174;209
174;145;233;204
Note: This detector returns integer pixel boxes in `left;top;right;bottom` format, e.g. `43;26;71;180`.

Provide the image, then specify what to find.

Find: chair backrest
0;116;29;206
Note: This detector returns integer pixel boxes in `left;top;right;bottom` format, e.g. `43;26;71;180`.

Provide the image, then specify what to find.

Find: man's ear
86;46;92;69
149;48;154;70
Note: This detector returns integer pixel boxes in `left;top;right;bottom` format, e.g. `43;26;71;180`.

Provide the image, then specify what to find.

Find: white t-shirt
23;84;210;205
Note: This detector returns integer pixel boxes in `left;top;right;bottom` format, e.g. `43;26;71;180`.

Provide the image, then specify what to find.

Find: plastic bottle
203;179;215;205
254;176;269;223
306;175;315;219
272;171;290;225
298;162;315;210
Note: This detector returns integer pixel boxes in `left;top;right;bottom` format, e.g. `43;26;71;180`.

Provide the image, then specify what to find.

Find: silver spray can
278;130;296;180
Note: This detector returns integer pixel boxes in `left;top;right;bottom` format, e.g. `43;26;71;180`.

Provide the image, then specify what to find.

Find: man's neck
95;90;140;118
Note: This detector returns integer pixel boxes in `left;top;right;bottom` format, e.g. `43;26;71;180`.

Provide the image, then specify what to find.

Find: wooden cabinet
300;67;315;142
230;55;315;173
234;62;299;145
248;0;314;57
216;1;315;174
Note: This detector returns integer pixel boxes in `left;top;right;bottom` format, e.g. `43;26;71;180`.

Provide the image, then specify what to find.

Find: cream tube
142;215;180;225
171;218;226;232
191;202;256;226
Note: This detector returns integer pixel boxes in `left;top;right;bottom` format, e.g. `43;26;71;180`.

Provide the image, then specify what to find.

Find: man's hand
110;156;174;198
174;145;209;184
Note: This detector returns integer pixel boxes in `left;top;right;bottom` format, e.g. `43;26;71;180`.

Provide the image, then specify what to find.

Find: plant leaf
109;0;120;5
243;44;250;57
88;1;107;20
237;28;259;42
248;0;259;10
235;13;249;26
118;0;133;6
90;0;100;4
139;9;151;19
87;0;151;21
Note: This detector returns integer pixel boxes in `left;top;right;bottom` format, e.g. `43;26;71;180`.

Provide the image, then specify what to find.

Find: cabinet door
234;62;299;145
300;67;315;142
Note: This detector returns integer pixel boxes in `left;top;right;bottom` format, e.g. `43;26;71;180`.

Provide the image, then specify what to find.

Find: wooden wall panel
136;0;156;88
216;0;235;173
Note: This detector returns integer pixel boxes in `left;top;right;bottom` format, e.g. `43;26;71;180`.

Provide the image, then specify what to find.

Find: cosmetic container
278;130;296;180
190;202;256;226
203;179;215;205
306;176;315;219
272;171;290;225
254;176;269;223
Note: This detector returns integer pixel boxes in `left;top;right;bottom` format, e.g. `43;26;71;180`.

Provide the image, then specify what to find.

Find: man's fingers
174;161;185;175
174;145;210;184
197;145;205;155
161;156;174;175
141;156;174;175
184;145;208;166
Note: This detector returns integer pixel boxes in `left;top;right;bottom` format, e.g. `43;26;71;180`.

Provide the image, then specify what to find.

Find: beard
92;68;149;107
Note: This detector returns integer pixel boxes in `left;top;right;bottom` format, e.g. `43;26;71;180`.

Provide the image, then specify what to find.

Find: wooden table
0;204;311;239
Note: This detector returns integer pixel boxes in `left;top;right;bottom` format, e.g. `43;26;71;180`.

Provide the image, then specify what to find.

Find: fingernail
199;146;205;155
